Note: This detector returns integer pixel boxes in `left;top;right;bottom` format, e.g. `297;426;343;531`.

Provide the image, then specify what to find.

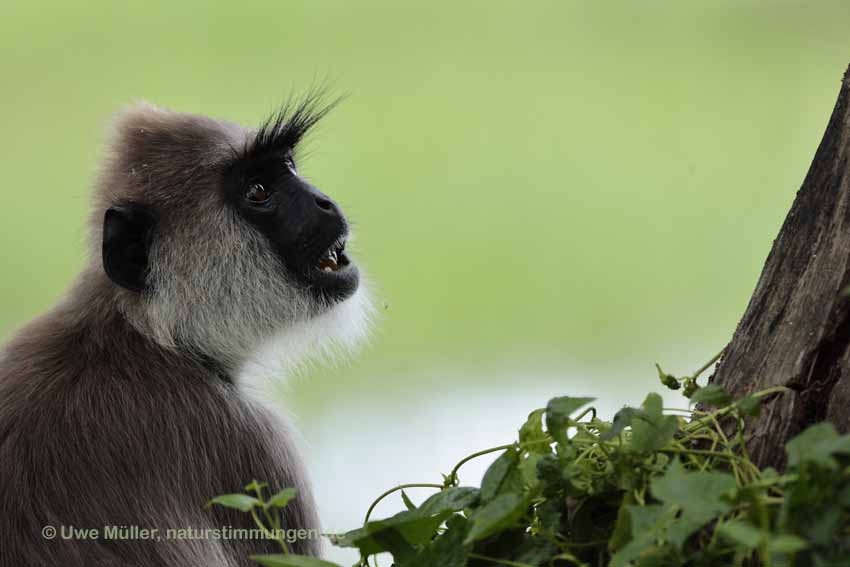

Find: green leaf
206;494;261;512
717;520;763;549
244;480;268;493
519;408;550;453
370;528;416;563
664;515;705;550
401;490;416;511
766;534;808;554
632;547;677;567
266;488;297;509
251;554;342;567
639;391;664;415
518;452;543;488
736;395;762;417
536;452;578;496
610;505;673;567
651;459;735;523
330;509;451;555
761;467;779;481
419;487;479;516
545;396;595;443
804;503;842;546
785;422;850;470
513;535;560;565
600;407;639;441
552;551;592;567
480;449;520;502
399;518;469;567
689;384;732;406
463;493;527;544
536;499;562;534
648;460;735;549
608;491;635;553
629;393;678;454
627;504;672;538
619;501;697;552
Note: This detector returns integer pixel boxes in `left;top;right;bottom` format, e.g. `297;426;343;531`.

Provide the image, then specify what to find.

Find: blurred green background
3;0;850;560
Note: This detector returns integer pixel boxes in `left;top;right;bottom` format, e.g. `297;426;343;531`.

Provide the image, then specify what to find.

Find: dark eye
245;183;273;205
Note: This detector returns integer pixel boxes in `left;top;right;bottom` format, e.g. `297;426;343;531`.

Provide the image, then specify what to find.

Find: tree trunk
707;64;850;469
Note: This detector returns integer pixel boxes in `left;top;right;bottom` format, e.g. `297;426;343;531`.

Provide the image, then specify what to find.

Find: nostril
315;196;334;212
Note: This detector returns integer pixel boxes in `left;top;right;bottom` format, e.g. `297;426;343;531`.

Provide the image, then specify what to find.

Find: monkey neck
47;267;235;383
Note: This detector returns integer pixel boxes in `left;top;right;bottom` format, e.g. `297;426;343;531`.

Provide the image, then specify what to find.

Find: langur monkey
0;98;369;566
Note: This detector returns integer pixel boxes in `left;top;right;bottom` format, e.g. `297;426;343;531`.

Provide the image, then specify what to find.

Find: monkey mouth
314;236;350;273
300;232;359;301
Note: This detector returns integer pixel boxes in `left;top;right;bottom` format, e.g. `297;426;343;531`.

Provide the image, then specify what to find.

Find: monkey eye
245;182;274;205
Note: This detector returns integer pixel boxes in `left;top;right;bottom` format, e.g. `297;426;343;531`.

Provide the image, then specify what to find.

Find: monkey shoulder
0;322;305;507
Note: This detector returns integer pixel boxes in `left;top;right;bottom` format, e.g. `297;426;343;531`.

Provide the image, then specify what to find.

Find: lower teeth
318;257;339;272
317;248;343;272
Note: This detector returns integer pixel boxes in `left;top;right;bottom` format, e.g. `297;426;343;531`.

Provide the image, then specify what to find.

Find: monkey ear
102;205;157;292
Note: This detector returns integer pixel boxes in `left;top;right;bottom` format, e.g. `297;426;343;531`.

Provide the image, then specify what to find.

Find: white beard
236;283;373;393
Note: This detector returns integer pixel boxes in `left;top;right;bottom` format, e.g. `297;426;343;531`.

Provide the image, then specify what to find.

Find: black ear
102;204;156;292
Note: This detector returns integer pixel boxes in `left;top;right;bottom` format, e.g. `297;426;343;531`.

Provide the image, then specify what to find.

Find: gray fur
0;103;367;566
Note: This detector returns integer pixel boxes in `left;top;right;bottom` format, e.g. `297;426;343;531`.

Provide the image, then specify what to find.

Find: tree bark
707;64;850;469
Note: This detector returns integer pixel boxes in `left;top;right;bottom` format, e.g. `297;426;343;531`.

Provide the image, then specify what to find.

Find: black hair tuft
245;89;341;160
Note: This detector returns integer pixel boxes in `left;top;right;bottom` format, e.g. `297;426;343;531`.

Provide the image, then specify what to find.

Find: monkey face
98;100;368;365
101;98;359;304
224;151;360;303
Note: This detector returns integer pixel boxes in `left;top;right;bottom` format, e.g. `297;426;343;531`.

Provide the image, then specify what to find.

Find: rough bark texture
708;64;850;469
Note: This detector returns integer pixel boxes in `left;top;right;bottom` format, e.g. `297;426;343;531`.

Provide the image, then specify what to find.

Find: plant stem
250;508;289;554
364;483;443;524
468;553;537;567
747;474;798;489
684;386;790;433
447;444;516;486
574;407;597;422
692;349;725;381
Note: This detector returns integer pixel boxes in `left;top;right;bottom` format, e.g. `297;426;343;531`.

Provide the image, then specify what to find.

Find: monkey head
93;98;368;369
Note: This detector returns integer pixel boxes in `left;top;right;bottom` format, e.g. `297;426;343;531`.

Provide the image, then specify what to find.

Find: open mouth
314;236;351;274
299;231;359;300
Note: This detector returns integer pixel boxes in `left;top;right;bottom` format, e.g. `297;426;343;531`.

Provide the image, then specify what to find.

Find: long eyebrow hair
243;90;341;161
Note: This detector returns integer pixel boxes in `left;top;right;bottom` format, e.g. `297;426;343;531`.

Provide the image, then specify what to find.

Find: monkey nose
313;194;345;223
315;195;335;212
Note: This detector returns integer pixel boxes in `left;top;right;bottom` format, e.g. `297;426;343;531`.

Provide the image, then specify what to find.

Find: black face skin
223;150;360;303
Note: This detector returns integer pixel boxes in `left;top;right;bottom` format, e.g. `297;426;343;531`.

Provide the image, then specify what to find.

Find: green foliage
216;354;850;567
268;488;298;509
206;494;262;513
628;393;679;454
688;385;732;407
208;479;319;565
784;423;850;470
251;555;341;567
